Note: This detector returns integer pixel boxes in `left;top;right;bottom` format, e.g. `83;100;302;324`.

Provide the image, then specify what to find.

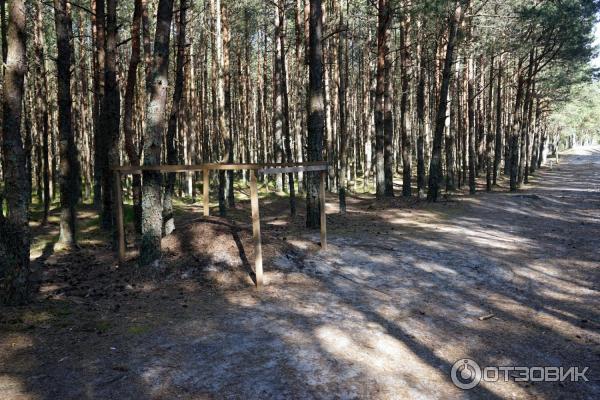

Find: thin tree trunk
93;0;105;209
273;0;286;193
510;59;525;191
276;0;296;215
400;14;411;197
493;55;502;185
416;20;426;198
123;0;143;234
485;55;494;191
34;1;50;224
337;4;349;212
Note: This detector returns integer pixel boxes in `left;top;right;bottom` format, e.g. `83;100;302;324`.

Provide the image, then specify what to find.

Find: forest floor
1;147;599;400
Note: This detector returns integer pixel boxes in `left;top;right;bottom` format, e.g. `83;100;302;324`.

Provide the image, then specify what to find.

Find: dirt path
1;148;599;399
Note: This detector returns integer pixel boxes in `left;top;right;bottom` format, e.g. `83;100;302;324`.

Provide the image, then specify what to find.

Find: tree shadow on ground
1;151;599;399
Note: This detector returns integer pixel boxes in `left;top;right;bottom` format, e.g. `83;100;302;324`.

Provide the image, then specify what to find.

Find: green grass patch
127;324;152;335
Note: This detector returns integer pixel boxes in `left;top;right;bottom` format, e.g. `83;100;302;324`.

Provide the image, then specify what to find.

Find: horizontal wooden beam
112;162;329;175
259;165;328;175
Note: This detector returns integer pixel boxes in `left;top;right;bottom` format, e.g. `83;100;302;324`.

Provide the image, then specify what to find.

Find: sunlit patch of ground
1;147;599;399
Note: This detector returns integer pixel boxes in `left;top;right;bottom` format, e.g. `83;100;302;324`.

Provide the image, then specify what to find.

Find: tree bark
164;0;188;236
509;60;525;191
54;0;78;246
493;55;502;185
34;1;50;224
92;0;105;209
140;0;175;267
337;4;349;212
306;0;324;228
1;0;29;304
99;0;121;243
427;3;461;202
123;0;143;234
400;14;412;197
416;20;426;198
485;54;494;191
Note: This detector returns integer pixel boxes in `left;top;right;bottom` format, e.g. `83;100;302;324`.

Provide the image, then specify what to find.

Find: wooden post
250;170;263;287
114;170;126;264
203;168;209;216
320;171;327;250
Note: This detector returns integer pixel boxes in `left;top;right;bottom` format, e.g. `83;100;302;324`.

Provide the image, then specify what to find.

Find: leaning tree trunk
306;0;324;228
54;0;78;246
1;0;29;305
164;0;188;236
140;0;175;267
427;3;461;202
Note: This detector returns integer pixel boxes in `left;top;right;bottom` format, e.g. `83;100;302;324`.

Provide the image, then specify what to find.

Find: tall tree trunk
382;4;394;197
519;51;534;186
274;0;296;215
306;0;324;228
92;0;105;209
493;55;502;185
1;0;29;304
375;0;391;198
123;0;143;234
510;59;525;191
34;1;50;224
337;4;349;212
140;0;175;267
222;5;234;208
485;54;494;191
213;0;230;216
164;0;188;235
54;0;78;246
273;0;286;193
530;98;541;174
427;3;462;202
400;14;412;197
416;20;426;198
99;0;120;243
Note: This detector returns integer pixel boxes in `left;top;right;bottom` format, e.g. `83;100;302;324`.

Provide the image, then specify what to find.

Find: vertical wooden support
320;170;327;250
203;168;209;216
114;170;126;264
250;170;263;288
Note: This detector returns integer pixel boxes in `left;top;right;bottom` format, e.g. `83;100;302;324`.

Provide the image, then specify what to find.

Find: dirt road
2;148;599;399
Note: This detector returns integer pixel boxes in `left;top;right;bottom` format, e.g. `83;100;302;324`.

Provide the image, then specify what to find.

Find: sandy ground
1;147;599;399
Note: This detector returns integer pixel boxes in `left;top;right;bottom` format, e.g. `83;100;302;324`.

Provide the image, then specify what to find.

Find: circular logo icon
451;358;482;390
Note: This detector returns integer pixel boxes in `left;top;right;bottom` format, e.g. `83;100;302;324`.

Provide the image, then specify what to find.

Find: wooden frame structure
112;162;329;287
